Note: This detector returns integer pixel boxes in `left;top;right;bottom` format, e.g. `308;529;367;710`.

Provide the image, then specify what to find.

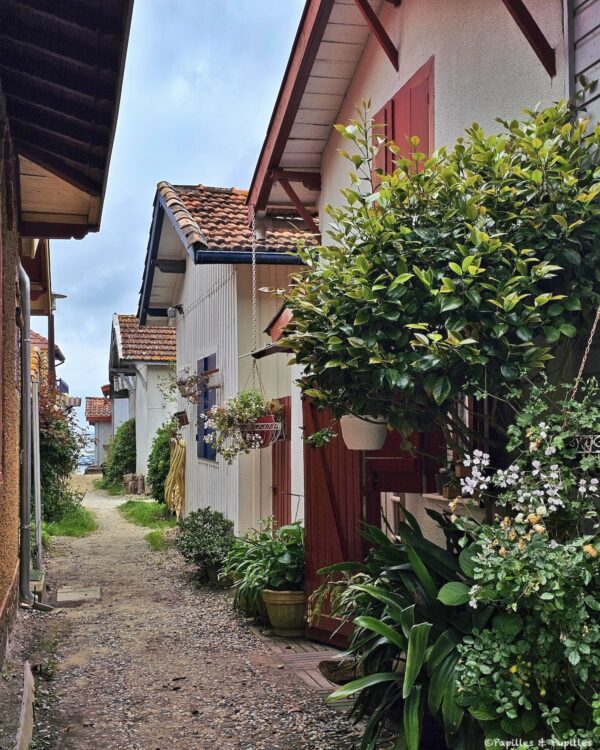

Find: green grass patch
118;500;176;529
43;507;98;538
144;529;172;552
93;477;124;495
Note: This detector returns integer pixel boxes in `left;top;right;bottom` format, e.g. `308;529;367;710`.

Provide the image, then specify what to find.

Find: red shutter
372;100;393;175
392;57;434;163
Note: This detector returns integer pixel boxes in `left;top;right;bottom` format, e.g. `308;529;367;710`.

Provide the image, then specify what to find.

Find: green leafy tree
284;100;600;441
146;421;175;503
103;418;136;486
39;387;87;522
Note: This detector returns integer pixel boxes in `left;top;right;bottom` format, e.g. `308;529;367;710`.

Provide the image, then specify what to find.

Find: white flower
544;446;556;456
535;506;547;517
532;460;541;476
549;540;559;549
515;513;525;523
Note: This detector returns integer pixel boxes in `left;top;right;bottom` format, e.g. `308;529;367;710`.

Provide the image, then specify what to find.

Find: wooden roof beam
275;177;319;235
353;0;399;71
8;103;109;149
15;141;102;195
12;122;106;171
3;85;110;127
270;169;321;191
501;0;556;77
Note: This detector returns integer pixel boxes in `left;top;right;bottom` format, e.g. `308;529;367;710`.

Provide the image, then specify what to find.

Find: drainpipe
18;260;35;605
18;261;53;613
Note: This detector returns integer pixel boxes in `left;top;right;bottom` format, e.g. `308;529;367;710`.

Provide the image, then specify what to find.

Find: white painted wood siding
175;258;240;527
572;0;600;121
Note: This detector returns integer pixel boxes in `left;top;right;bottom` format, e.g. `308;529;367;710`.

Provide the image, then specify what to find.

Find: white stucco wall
112;397;130;435
318;0;567;229
135;363;173;476
95;421;112;465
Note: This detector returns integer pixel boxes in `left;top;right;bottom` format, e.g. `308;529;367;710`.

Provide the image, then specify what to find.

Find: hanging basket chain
251;206;258;389
568;304;600;402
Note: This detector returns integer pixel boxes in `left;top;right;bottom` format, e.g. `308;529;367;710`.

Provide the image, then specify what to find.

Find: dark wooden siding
272;397;292;526
572;0;600;121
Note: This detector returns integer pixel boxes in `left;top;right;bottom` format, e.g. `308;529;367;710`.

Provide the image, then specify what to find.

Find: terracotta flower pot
340;415;388;451
261;589;305;637
240;415;280;449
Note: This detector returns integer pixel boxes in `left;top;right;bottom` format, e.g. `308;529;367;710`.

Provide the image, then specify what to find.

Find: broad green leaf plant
283;99;600;440
315;514;486;750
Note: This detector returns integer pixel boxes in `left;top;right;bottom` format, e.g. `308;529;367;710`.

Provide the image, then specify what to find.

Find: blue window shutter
197;354;217;461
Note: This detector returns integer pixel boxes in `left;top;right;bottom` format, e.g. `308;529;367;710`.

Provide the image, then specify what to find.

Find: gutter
17;261;34;606
193;247;305;266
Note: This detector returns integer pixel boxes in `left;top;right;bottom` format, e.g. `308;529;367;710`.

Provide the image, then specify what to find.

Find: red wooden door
272;397;292;526
303;401;362;646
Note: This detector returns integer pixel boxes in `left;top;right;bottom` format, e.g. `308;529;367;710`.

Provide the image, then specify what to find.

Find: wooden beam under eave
353;0;398;71
276;178;320;235
270;169;321;191
501;0;556;77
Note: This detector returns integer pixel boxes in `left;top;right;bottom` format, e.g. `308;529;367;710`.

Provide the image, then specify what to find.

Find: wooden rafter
501;0;556;77
353;0;398;71
275;178;319;235
270;169;321;191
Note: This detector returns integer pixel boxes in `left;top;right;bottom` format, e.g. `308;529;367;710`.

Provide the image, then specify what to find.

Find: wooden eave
247;0;389;216
20;238;52;316
0;0;133;239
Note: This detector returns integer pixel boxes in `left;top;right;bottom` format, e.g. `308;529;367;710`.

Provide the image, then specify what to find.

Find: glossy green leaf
438;582;471;606
326;672;402;701
403;622;432;698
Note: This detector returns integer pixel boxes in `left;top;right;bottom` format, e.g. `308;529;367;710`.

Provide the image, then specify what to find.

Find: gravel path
32;492;358;750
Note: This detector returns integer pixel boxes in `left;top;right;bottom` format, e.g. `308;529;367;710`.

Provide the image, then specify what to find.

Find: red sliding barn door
303;401;362;646
272;397;292;527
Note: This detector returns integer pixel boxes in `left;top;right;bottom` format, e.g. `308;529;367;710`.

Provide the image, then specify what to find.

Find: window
373;57;434;173
197;354;217;461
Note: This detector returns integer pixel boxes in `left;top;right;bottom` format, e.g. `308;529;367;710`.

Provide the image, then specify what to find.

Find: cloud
48;0;305;429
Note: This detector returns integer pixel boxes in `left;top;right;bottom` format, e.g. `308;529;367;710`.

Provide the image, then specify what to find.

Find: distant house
137;182;311;532
85;396;112;467
0;0;132;664
108;314;176;476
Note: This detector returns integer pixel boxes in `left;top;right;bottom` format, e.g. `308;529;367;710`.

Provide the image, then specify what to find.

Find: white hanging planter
340;415;388;451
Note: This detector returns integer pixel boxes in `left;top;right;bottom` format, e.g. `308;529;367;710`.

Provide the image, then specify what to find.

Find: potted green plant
224;519;305;636
175;507;234;585
260;522;305;637
203;390;283;464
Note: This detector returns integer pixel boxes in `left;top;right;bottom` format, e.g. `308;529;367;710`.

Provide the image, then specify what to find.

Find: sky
44;0;305;428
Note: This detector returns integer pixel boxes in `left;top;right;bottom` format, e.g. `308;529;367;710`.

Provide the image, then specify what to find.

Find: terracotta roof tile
115;314;176;362
31;330;48;348
157;182;313;254
85;397;111;423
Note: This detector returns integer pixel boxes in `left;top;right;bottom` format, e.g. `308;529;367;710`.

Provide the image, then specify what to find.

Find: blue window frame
197;354;217;461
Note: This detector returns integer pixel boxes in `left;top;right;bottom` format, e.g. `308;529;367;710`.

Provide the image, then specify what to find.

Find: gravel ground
30;491;359;750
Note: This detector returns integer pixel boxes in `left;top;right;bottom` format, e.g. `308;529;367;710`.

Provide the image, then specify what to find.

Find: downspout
18;260;35;605
17;263;52;612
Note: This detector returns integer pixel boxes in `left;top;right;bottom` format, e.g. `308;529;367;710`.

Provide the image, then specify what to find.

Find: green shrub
147;421;175;503
176;508;234;578
284;98;600;441
39;388;87;522
103;418;136;486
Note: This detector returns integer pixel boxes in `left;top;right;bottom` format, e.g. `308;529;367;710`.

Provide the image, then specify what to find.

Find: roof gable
113;314;176;363
85;396;111;423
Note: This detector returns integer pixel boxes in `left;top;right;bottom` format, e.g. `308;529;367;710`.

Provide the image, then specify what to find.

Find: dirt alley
29;487;357;750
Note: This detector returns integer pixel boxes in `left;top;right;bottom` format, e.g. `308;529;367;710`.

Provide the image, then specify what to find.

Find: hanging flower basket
203;390;285;464
340;414;388;451
239;415;282;449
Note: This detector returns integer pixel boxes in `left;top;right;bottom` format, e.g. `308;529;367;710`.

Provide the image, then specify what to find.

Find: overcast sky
43;0;304;428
